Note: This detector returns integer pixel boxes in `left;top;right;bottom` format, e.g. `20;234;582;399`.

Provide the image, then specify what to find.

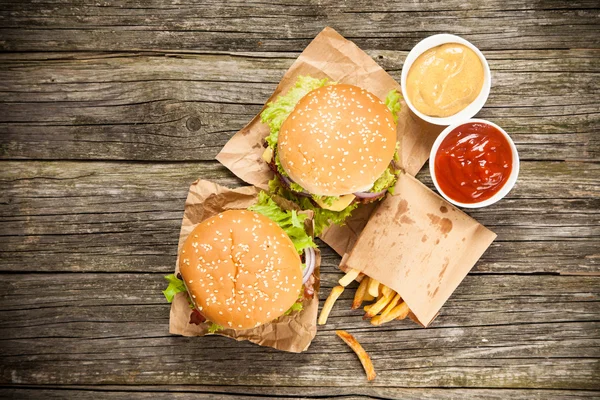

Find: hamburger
260;77;402;235
163;192;317;333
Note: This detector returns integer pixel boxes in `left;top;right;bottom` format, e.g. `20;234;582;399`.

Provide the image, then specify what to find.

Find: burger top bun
179;210;303;330
277;84;397;196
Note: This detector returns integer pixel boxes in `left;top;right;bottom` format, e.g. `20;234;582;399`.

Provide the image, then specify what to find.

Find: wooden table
1;1;598;398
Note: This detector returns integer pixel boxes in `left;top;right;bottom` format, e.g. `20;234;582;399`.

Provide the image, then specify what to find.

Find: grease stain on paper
394;199;409;220
400;215;415;225
427;285;440;298
439;257;450;279
427;213;453;235
440;219;453;235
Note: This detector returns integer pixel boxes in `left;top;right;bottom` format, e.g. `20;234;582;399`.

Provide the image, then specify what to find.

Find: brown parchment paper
169;179;320;353
343;174;497;327
216;27;443;254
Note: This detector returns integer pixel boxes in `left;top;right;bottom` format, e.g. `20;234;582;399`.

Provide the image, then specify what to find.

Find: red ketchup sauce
434;122;513;204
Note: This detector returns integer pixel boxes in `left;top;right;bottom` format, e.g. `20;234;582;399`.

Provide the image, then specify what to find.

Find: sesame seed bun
179;210;303;330
277;84;397;196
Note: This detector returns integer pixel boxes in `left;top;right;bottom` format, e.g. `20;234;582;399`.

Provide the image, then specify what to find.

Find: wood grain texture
0;0;599;397
0;161;598;273
0;273;598;389
0;50;598;161
0;0;599;52
3;387;600;400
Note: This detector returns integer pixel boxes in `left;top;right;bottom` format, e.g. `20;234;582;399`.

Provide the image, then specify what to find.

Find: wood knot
186;116;202;132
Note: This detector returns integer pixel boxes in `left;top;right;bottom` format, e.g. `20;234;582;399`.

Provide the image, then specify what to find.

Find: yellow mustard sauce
406;43;484;118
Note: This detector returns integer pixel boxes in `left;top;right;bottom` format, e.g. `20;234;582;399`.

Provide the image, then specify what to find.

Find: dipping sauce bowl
401;34;491;126
429;119;519;208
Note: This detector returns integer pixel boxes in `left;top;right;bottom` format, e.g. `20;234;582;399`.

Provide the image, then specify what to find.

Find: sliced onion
353;190;387;199
302;247;316;284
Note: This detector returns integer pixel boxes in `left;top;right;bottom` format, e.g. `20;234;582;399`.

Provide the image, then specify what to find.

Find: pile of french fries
318;268;410;326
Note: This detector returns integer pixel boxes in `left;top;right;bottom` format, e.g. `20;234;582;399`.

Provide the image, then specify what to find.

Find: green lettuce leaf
207;322;223;334
268;177;282;197
283;300;304;316
269;178;358;236
385;89;402;123
393;141;401;163
310;200;359;237
371;166;397;193
311;193;339;207
274;151;285;175
163;274;187;303
371;142;401;194
248;191;317;253
289;182;305;193
261;76;330;149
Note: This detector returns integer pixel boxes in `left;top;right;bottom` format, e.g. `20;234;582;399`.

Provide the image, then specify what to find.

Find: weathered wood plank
0;1;599;52
2;197;597;240
2;48;599;73
0;161;598;273
1;386;599;400
0;51;597;161
0;273;598;389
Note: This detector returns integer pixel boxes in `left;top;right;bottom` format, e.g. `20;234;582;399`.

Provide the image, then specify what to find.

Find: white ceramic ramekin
429;119;519;208
401;34;491;126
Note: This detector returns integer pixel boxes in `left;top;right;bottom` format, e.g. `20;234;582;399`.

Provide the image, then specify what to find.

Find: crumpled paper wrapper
343;174;497;327
169;179;320;353
216;26;444;254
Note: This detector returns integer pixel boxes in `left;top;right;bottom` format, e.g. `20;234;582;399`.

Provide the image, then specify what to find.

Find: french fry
339;268;361;287
352;276;369;309
367;278;380;298
364;292;394;318
318;285;344;325
379;293;401;319
363;293;375;302
362;276;370;290
395;301;411;320
335;330;376;381
381;285;393;298
371;301;410;326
